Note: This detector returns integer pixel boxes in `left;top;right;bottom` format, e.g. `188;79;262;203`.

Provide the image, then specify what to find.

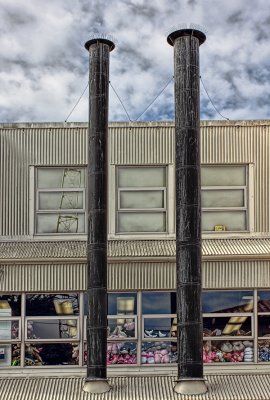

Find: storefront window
107;293;137;315
202;291;254;313
203;340;254;363
142;292;176;314
0;295;21;316
26;294;79;316
25;343;79;366
203;316;252;337
0;344;20;367
26;319;78;340
142;341;177;364
107;342;137;365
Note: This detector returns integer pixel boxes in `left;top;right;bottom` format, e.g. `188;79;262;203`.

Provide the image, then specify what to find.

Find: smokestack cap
167;29;206;46
85;37;115;52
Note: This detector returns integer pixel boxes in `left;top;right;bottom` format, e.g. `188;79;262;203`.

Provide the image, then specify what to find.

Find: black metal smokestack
83;36;115;394
167;28;207;395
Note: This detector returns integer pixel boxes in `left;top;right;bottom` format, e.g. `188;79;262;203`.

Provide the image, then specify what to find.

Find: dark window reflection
202;291;253;313
25;343;79;366
26;294;79;316
142;292;176;314
258;316;270;337
0;295;21;316
203;316;252;337
258;291;270;312
27;320;78;340
107;293;137;315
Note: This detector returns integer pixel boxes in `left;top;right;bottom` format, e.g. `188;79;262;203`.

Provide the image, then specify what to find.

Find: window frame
34;166;87;236
116;166;168;235
201;164;250;233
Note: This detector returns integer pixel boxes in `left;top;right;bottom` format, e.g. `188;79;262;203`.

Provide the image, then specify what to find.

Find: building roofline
0;119;270;129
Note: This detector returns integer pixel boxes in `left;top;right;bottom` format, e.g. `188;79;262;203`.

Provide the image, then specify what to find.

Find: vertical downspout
83;37;115;394
167;29;207;395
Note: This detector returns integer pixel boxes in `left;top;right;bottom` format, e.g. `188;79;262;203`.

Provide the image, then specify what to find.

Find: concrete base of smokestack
174;379;208;395
83;379;110;394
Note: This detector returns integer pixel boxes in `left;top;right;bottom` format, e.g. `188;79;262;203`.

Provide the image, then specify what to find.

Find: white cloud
0;0;269;122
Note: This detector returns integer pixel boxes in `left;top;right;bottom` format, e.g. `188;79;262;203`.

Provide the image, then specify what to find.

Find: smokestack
167;27;207;395
83;36;115;394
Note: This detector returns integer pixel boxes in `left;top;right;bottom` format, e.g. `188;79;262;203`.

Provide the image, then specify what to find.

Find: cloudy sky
0;0;269;123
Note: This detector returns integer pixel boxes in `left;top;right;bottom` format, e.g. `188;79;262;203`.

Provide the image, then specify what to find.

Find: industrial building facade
0;119;270;375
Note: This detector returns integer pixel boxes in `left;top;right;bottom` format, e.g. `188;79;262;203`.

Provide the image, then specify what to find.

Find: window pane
120;190;164;209
203;340;253;363
0;295;21;316
25;343;79;366
118;167;165;187
201;166;246;186
0;321;19;340
258;340;270;362
107;293;137;316
118;212;166;232
107;342;137;365
38;192;83;210
36;213;85;233
142;342;177;364
202;189;245;208
257;291;270;312
202;291;253;313
37;168;85;189
202;211;246;231
203;316;252;337
0;344;20;367
144;318;174;338
26;294;79;316
258;316;270;337
107;318;136;339
142;292;176;314
27;319;78;340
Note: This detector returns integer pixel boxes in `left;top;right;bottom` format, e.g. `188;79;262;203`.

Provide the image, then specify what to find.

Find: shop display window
0;344;20;367
107;342;137;365
258;340;270;362
202;291;254;313
203;340;254;363
257;291;270;312
143;317;175;339
0;320;20;341
26;319;78;340
142;292;176;314
0;295;21;316
25;342;79;366
142;341;177;364
203;316;252;337
107;293;137;315
107;317;136;340
26;294;79;316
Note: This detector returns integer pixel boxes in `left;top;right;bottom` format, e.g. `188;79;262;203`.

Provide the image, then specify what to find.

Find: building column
83;36;115;394
167;28;207;395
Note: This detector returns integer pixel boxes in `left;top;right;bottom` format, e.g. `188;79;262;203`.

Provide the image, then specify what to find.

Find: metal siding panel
0;263;86;292
203;260;270;289
109;125;174;165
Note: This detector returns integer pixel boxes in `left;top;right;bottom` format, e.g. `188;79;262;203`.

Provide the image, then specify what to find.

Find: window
35;167;86;234
5;290;270;368
117;167;167;233
201;165;248;232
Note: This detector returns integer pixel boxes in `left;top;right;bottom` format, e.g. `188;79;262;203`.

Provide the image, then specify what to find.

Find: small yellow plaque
214;225;226;231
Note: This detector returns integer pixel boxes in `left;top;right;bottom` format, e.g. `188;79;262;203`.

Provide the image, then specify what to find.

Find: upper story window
35;167;86;235
116;166;167;233
201;165;248;232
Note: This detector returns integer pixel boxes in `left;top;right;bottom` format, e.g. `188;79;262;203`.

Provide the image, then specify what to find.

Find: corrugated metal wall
1;261;270;292
0;121;269;236
0;125;87;236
